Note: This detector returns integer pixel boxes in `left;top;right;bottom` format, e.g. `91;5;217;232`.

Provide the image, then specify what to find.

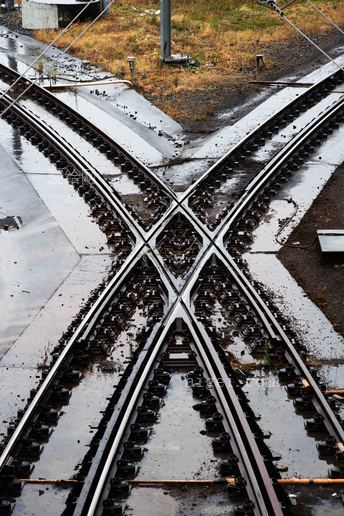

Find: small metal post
160;0;171;61
256;54;265;68
127;56;136;78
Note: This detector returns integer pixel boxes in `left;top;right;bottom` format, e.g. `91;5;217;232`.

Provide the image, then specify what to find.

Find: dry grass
36;0;343;119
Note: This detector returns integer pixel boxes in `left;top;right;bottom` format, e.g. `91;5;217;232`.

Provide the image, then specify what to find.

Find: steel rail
0;62;178;203
0;243;145;472
0;60;341;242
1;67;341;421
182;67;343;200
74;286;282;516
0;78;185;477
1;58;342;211
75;92;344;349
184;305;281;516
0;90;150;472
216;97;344;240
72;95;344;511
87;92;344;471
0;104;143;244
1;61;343;514
181;96;344;444
0;86;280;511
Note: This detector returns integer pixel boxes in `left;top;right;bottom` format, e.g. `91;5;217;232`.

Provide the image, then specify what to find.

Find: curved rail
183;66;343;199
74;300;282;516
72;75;344;516
1;59;343;516
0;62;177;203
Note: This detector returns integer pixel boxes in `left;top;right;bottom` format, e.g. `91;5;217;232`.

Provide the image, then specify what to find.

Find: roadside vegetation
36;0;343;120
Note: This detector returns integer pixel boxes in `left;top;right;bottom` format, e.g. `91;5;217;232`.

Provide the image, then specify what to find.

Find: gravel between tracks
1;8;343;340
279;163;344;338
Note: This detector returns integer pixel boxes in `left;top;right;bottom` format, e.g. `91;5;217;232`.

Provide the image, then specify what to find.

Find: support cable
0;1;100;99
0;0;118;118
306;0;344;36
264;3;344;74
281;12;344;72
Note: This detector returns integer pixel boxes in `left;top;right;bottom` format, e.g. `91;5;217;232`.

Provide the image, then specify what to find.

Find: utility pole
160;0;194;65
160;0;172;61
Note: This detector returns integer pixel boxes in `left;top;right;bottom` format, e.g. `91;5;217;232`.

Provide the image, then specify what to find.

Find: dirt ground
147;30;344;133
279;163;344;337
1;7;343;337
1;6;343;132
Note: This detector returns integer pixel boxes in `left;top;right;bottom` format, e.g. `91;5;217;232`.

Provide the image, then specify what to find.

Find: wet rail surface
0;62;343;515
0;63;172;231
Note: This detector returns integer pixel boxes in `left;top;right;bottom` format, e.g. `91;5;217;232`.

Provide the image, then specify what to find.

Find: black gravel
0;7;33;37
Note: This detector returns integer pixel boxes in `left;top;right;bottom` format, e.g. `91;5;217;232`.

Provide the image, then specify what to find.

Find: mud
279;163;344;337
148;31;344;134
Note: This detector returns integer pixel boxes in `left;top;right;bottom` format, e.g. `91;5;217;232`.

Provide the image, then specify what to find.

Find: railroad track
0;60;343;516
0;62;172;232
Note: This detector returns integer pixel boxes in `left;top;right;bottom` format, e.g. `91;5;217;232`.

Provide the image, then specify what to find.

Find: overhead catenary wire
306;0;344;36
0;1;99;100
261;3;344;74
280;12;344;73
3;0;343;120
282;0;344;37
0;0;119;119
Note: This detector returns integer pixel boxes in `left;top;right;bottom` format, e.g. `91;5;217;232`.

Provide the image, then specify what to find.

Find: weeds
35;0;343;118
37;341;53;369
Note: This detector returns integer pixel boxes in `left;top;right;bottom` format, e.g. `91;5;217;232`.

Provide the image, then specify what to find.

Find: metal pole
160;0;171;61
101;0;111;16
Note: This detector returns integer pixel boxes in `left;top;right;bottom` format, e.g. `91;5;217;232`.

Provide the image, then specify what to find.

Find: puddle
138;374;225;480
244;371;333;478
11;484;69;516
286;485;344;515
28;369;118;480
0;367;40;438
127;485;238;516
125;373;235;514
0;112;59;174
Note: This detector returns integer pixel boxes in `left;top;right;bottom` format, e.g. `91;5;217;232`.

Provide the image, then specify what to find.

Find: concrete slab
317;229;344;254
0;144;80;356
0;254;112;369
243;123;344;360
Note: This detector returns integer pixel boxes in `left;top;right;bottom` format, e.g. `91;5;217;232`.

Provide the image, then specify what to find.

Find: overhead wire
305;0;344;36
0;0;101;99
0;0;118;118
275;5;344;74
257;2;344;74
